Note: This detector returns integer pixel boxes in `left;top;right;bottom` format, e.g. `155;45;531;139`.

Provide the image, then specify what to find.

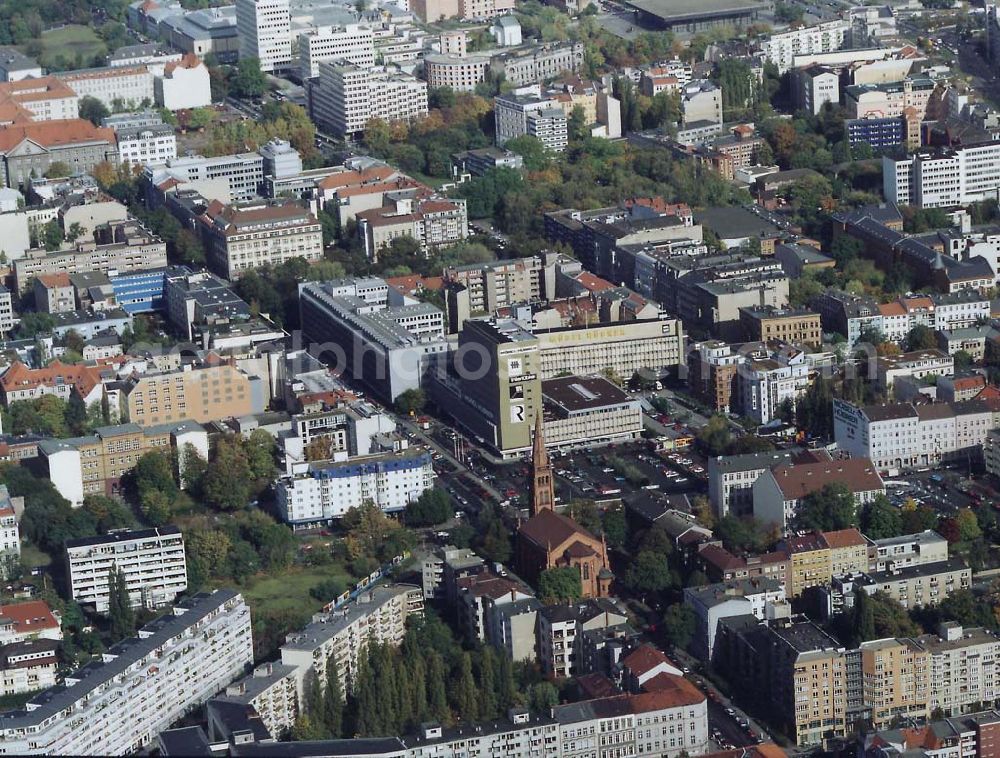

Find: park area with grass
35;25;107;70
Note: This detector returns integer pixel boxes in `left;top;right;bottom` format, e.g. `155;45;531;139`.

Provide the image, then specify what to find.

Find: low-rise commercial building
541;375;643;450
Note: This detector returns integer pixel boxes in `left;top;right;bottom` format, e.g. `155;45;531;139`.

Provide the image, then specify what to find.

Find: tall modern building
65;527;189;613
235;0;291;72
884;141;1000;208
0;590;252;756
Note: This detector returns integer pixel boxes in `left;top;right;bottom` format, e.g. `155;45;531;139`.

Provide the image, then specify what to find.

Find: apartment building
779;528;872;598
739;306;822;347
197;199;323;279
155;54;212;110
833;398;1000;473
0;601;62;645
116;123;177;167
752;458;885;529
309;61;428;138
235;0;292;72
13;221;167;293
0;590;252;756
443;255;545;319
157;152;265;202
280;584;423;701
0;49;43;83
275;448;435;525
216;661;299;740
688;341;742;416
35;272;83;313
537;598;627;679
357;191;468;260
759;20;850;73
0;486;20;579
884;140;1000;209
845;76;935;122
0;119;118;189
876;349;954;391
0;639;59;695
0;287;14;334
684;578;787;661
707;450;795;519
299;24;375;79
796;65;839;115
916;623;1000;717
299;278;448;401
858;558;972;609
65;526;188;613
57;65;155;111
495;92;569;152
39;420;209;506
811;288;884;348
0;77;79;121
859;637;930;729
738;346;811;425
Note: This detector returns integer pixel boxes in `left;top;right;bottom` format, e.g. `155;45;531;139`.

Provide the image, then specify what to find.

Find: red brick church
516;414;612;598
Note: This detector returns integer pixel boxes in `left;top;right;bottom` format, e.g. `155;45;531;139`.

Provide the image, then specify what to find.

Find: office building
541;375;643;450
299;277;448;401
0;590;252;756
833;398;1000;473
57;65;155;111
309;61;428;138
299;24;375;79
0;119;118;189
116;123;177;167
275;448;435;525
65;526;188;613
423;53;489;92
491;42;584;86
236;0;292;72
884;140;1000;209
494;91;568;152
155;152;265;202
280;584;423;701
739;306;822;347
39;421;209;507
197;199;323;279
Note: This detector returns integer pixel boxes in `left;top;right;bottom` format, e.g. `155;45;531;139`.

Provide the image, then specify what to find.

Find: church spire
531;412;555;516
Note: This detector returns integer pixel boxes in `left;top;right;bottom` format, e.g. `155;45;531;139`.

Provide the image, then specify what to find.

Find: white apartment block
707;450;795;519
870;530;949;572
739;352;810;425
760;20;850;73
236;0;292;72
0;77;79;121
65;527;188;613
797;65;839;116
310;61;428;137
116;124;177;167
834;398;999;473
155;55;213;110
280;584;423;701
299;24;375;79
157;152;265;202
876;349;954;391
884;141;1000;209
0;590;252;756
275;449;435;525
495;92;568;152
0;485;20;579
0;286;14;334
58;66;156;111
916;624;1000;717
218;661;299;739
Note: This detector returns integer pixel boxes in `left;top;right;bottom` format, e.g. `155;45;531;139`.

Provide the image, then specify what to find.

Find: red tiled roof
519;508;598;550
574;271;615;293
770;458;884;499
632;675;705;708
697;544;746;572
978;385;1000;400
622;643;673;677
0;119;116;154
36;273;72;288
0;360;106;398
164;53;202;76
821;527;869;549
0;601;59;635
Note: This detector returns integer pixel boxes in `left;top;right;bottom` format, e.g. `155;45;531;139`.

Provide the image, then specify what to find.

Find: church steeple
531;412;555;515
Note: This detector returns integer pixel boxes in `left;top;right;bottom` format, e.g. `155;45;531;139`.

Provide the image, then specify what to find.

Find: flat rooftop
625;0;766;22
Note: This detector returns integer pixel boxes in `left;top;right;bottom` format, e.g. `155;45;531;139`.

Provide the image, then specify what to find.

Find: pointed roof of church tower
533;411;548;470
